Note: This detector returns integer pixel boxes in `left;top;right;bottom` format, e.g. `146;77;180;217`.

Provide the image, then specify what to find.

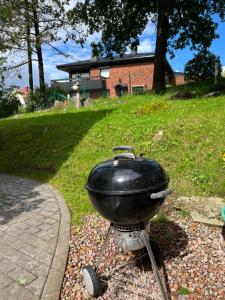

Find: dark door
115;86;128;97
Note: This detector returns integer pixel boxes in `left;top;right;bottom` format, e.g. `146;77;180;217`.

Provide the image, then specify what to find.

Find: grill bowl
87;190;166;225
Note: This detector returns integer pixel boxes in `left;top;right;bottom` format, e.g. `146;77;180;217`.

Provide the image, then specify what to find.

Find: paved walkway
0;174;71;300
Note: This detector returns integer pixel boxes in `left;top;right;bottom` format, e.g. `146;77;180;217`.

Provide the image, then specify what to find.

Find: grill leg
95;224;112;270
142;230;168;300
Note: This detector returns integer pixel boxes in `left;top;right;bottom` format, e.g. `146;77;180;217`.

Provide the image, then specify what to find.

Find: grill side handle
150;189;172;199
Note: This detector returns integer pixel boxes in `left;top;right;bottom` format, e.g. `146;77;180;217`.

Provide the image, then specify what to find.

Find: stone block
8;267;37;286
0;272;13;288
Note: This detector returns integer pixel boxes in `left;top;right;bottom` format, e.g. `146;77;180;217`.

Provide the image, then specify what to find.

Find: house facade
52;52;185;99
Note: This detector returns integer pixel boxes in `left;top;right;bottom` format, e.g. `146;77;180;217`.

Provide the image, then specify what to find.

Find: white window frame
80;72;90;78
131;85;145;93
71;72;90;79
100;67;110;78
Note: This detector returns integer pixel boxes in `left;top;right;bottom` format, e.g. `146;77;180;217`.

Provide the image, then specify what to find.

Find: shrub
209;80;225;92
25;98;38;112
26;85;67;112
170;91;193;100
0;91;21;118
137;101;170;115
184;51;222;82
27;88;46;110
45;86;67;107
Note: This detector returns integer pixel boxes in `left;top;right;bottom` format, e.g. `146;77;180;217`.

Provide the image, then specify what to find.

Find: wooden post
129;72;132;94
76;91;80;109
72;76;81;109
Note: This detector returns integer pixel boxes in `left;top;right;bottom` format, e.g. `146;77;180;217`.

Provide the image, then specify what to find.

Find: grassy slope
0;81;224;224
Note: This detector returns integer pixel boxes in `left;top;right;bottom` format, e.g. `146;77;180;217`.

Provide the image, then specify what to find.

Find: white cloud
65;0;85;11
142;19;156;37
41;42;92;82
222;66;225;77
138;39;155;53
86;31;102;44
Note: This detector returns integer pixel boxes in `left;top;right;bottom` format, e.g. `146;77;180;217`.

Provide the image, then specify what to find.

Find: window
71;72;90;79
132;86;145;94
100;68;110;78
80;72;90;78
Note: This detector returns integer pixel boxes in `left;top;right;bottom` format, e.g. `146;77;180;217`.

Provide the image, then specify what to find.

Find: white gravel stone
61;211;225;300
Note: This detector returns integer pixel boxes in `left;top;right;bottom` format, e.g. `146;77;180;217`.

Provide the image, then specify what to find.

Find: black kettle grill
83;146;171;299
86;145;170;226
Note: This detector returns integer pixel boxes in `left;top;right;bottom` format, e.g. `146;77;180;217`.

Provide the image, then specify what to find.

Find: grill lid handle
114;153;136;160
113;146;133;152
113;146;136;159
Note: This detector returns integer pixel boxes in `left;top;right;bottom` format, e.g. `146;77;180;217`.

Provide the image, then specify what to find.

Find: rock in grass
170;91;193;100
204;91;220;97
190;211;224;227
54;100;65;108
176;196;225;221
153;130;164;142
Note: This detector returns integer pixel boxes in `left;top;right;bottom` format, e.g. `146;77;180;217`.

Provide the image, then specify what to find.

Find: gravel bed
61;212;225;300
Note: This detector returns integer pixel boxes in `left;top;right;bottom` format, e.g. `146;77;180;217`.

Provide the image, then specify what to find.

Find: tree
0;0;69;102
29;0;69;102
31;0;46;101
184;50;222;82
25;0;34;97
0;57;5;97
70;0;225;93
0;0;34;93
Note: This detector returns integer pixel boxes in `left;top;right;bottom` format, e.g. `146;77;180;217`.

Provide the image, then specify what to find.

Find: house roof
57;52;155;73
174;71;184;75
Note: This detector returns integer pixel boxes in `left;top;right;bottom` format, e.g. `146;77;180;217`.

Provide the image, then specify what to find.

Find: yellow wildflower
221;152;225;162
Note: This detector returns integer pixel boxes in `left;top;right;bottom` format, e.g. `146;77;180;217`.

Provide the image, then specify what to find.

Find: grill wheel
83;265;101;297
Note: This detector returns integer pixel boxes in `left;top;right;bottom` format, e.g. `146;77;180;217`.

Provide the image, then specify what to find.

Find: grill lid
85;146;169;196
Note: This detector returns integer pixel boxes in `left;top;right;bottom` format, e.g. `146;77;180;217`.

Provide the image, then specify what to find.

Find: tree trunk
152;1;169;94
26;33;34;97
25;1;33;97
32;0;45;102
36;42;45;103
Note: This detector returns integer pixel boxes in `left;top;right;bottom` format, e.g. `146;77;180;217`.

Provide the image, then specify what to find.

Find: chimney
91;42;99;62
130;40;139;55
91;55;98;62
131;45;137;55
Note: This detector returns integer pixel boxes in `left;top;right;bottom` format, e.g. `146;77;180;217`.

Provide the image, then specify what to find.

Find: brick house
52;52;185;98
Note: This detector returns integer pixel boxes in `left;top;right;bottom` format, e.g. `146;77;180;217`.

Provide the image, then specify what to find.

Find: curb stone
41;187;71;300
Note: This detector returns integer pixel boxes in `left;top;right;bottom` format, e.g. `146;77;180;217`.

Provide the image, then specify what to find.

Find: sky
4;14;225;88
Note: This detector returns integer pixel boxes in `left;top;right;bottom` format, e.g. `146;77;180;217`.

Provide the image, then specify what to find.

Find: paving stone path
0;174;71;300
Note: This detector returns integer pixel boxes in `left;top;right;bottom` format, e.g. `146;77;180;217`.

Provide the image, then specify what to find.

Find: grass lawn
0;81;224;224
